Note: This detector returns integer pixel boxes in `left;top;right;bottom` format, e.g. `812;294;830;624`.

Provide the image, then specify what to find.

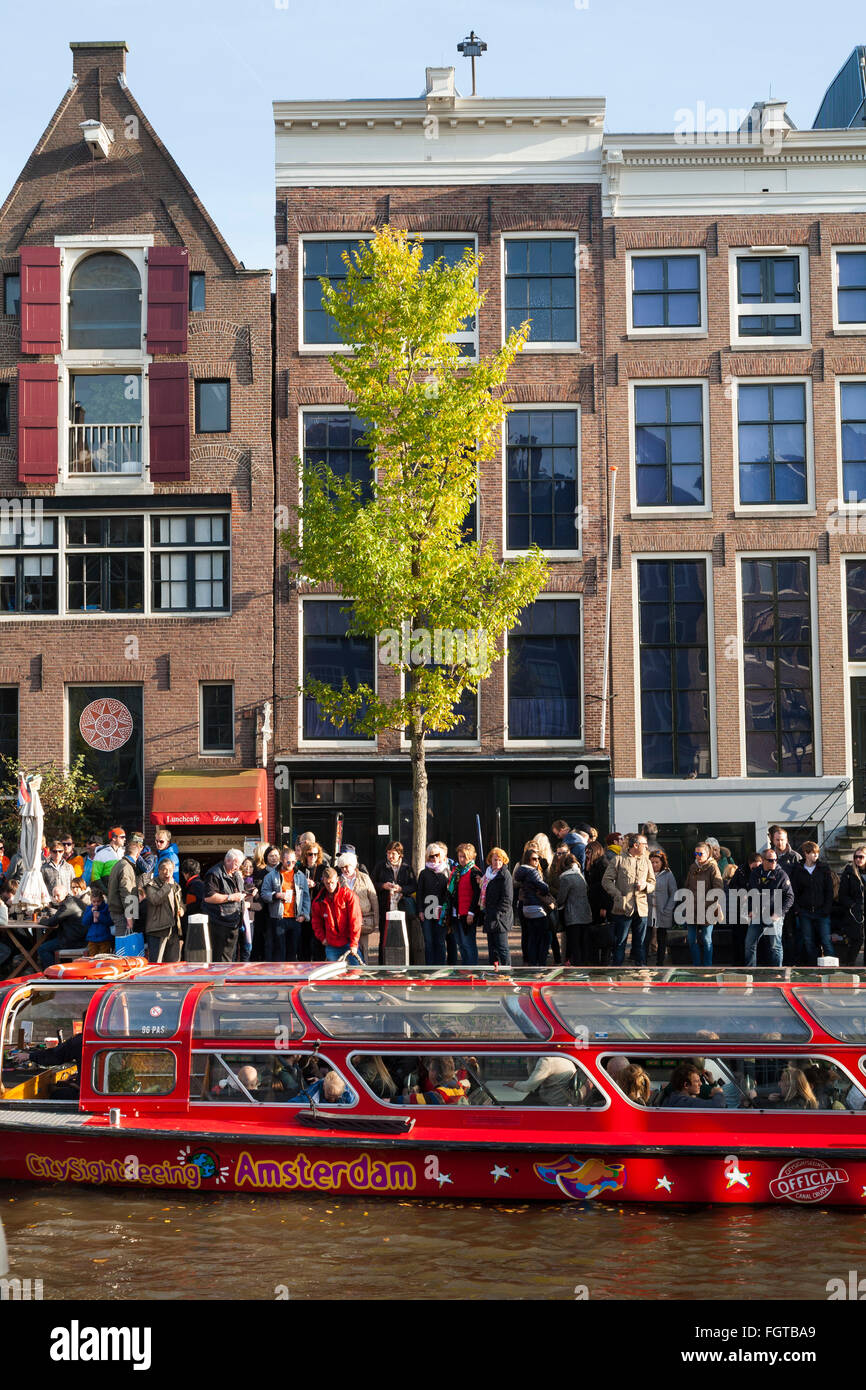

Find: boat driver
8;1033;83;1099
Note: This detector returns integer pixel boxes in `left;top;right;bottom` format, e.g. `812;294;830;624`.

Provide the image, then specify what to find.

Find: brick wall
274;183;608;761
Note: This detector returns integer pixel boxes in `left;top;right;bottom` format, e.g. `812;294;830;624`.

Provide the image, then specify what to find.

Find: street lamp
457;31;487;97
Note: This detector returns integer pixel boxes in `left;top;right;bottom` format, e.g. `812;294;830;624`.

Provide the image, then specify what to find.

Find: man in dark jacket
36;877;88;970
769;825;802;958
745;850;794;967
725;852;761;964
789;841;834;964
203;849;246;962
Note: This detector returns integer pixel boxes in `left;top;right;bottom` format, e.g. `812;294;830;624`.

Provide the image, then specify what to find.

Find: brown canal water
3;1180;866;1300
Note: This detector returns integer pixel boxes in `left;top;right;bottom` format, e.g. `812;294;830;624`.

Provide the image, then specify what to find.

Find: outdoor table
0;916;53;978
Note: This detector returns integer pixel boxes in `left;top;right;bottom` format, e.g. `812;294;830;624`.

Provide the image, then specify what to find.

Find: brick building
0;41;273;856
273;68;611;865
600;105;866;872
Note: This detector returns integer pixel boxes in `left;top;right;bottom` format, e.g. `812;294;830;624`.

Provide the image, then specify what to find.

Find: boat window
97;987;189;1038
2;987;92;1054
544;986;810;1043
602;1053;866;1111
92;1049;176;1096
298;986;551;1041
192;987;304;1041
190;1051;355;1105
348;1052;604;1108
794;989;866;1042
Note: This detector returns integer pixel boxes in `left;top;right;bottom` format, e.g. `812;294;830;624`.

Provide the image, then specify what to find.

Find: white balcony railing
68;423;142;475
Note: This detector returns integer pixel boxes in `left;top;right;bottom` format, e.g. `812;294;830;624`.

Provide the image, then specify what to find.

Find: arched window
68;252;141;350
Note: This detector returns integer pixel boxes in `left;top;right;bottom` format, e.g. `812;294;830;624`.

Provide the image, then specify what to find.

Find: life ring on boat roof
43;955;149;980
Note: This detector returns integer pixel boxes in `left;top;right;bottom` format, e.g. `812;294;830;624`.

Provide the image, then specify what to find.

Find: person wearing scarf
444;843;483;965
417;844;451;965
479;847;513;965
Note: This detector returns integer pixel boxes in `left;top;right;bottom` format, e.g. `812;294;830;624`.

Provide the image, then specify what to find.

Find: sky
0;0;863;273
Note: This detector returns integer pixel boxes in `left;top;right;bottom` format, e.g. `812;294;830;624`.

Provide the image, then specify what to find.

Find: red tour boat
1;958;865;1205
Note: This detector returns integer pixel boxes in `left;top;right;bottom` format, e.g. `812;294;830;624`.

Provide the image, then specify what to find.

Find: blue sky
0;0;862;272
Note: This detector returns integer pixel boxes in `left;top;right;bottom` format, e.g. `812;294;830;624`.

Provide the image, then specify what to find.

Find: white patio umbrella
12;772;50;911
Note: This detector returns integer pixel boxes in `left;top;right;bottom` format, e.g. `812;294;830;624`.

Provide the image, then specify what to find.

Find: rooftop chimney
425;67;456;111
70;40;128;84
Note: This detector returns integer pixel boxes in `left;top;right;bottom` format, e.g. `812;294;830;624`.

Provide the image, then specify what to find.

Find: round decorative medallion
79;698;134;753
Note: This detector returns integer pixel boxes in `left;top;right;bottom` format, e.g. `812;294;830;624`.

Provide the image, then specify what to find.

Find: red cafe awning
150;769;267;828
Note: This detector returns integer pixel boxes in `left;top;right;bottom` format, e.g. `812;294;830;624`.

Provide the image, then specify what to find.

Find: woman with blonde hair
523;836;561;963
619;1063;652;1106
480;846;513;965
444;843;483;965
770;1065;819;1110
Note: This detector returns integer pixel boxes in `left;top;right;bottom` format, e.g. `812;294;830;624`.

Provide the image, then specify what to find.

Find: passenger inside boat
6;1034;83;1099
605;1053;866;1111
0;987;90;1102
350;1053;604;1108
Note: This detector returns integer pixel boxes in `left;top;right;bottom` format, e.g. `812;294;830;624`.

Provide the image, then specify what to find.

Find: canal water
4;1180;866;1300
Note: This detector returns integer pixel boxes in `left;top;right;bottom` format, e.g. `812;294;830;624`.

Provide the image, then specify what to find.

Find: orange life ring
43;955;148;980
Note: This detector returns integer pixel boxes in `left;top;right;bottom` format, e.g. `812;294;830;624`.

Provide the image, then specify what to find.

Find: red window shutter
146;246;189;354
149;363;189;482
17;364;59;482
19;247;62;354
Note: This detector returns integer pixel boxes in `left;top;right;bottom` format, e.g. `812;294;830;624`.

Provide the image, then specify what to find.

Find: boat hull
0;1123;862;1205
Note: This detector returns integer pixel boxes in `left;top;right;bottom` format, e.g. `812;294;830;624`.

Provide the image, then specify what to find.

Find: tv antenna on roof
457;31;487;97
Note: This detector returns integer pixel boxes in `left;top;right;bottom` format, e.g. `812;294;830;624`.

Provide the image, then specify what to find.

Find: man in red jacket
311;866;364;962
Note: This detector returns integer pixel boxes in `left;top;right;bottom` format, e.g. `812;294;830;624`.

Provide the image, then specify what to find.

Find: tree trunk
409;719;428;880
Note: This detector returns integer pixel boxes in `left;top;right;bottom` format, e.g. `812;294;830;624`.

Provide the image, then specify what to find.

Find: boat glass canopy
794;988;866;1042
97;987;189;1038
297;985;552;1041
192;986;304;1040
544;985;811;1042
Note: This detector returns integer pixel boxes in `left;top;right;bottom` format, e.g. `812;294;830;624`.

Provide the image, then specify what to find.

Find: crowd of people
1;816;864;976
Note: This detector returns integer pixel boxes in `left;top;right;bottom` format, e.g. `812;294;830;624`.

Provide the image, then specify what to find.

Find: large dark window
847;561;866;661
151;514;229;612
634;385;704;506
406;664;478;742
67;685;144;829
0;383;8;436
303;239;363;345
201;683;234;754
304;411;372;500
68;252;141;350
195;381;230;433
506;409;578;550
837;251;866;326
418;238;476;354
742;558;814;777
3;274;19;317
303;601;375;741
638;560;710;778
737;382;807;504
65;517;144;614
735;255;801;338
508;599;581;740
841;381;866;502
631;255;701;329
0;516;58;614
0;688;18;759
504;239;577;343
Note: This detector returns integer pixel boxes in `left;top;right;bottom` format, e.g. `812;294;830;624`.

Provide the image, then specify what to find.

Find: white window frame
731;375;815;517
625;248;708;339
54;237;154;493
500;231;581;353
728;247;811;349
630;551;717;781
832;245;866;335
298;594;378;750
734;549;823;780
834;374;866;513
501;403;582;559
0;509;231;621
298;232;371;354
628;378;712;517
408;233;479;358
503;592;584;750
299;403;376;503
199;680;235;758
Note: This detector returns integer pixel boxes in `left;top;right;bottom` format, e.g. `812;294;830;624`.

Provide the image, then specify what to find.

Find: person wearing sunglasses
837;847;866;966
744;849;794;967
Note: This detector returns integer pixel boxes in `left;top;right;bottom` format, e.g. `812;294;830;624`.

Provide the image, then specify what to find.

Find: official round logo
769;1158;849;1203
79;698;133;753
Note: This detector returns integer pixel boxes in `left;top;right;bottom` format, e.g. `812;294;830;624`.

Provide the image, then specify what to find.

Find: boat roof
25;963;864;988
